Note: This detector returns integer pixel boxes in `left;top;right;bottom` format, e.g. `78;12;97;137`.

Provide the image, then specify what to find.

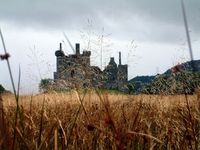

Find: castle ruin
54;43;128;91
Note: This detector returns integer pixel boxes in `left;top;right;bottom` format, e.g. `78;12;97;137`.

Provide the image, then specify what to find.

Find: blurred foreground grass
1;91;200;150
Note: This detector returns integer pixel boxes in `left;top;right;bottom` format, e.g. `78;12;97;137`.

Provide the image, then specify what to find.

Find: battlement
82;51;91;56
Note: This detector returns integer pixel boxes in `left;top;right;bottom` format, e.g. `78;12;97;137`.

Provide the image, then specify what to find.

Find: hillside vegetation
129;60;200;94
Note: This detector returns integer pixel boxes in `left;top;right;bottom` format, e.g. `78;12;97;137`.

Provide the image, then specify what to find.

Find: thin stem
0;29;17;98
180;0;195;72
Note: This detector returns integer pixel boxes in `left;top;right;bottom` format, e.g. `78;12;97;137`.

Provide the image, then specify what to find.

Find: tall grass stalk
181;0;199;90
0;29;22;149
38;96;45;147
66;90;87;149
181;1;200;148
0;29;17;98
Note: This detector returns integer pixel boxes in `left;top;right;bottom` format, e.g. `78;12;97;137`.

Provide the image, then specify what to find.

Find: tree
127;83;135;94
0;84;6;93
39;79;54;92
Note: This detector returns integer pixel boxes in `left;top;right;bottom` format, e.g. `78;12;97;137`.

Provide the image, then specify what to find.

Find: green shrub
0;84;6;93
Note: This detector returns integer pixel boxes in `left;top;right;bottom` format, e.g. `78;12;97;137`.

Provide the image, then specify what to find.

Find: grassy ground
1;91;200;150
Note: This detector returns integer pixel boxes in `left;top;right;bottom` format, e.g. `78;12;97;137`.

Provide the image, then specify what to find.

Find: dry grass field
1;90;200;150
1;0;199;149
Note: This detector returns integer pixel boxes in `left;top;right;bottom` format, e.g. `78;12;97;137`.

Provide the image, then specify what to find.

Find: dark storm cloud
0;0;199;43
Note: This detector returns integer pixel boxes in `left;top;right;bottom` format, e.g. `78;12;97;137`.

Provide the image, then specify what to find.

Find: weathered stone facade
54;43;128;91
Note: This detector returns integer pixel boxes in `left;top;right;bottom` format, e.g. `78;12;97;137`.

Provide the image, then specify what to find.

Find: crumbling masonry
54;43;128;91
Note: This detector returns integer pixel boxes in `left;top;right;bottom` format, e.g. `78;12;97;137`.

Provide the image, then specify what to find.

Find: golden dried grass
0;91;200;149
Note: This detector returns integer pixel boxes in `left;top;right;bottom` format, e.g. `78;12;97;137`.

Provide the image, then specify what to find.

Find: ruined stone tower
103;52;128;91
54;43;128;91
117;52;128;91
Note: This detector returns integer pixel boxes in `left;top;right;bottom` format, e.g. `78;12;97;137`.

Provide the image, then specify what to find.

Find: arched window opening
71;70;75;78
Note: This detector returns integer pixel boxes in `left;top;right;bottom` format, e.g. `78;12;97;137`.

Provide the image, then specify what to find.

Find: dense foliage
0;84;6;93
142;72;200;95
129;60;200;94
39;78;54;92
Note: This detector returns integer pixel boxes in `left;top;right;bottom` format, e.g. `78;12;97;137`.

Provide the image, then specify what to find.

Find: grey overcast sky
0;0;200;94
